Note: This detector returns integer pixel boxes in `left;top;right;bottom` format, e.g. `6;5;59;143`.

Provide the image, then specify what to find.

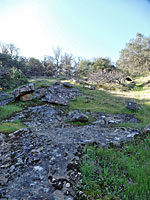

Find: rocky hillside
0;77;150;199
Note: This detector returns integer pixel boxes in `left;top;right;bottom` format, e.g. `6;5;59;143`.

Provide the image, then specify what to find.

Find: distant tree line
0;33;150;89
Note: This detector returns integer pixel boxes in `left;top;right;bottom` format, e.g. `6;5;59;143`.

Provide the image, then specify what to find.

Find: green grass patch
14;98;42;108
115;122;145;129
29;77;58;88
69;86;150;128
78;136;150;199
0;120;25;133
69;89;125;113
0;105;22;121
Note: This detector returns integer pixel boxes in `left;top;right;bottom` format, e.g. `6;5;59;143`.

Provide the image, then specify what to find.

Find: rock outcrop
12;83;35;101
42;82;81;106
68;110;89;122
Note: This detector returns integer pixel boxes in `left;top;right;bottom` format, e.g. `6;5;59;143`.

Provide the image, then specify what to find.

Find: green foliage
91;57;112;72
0;105;22;121
78;136;150;199
77;60;91;76
0;67;28;89
0;120;25;133
117;33;150;75
27;57;45;77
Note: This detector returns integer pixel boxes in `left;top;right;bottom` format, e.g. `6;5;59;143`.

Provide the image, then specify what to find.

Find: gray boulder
42;83;81;106
12;83;35;99
68;110;88;122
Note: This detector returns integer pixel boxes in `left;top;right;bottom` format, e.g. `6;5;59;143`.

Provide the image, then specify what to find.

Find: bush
88;68;124;85
0;67;28;89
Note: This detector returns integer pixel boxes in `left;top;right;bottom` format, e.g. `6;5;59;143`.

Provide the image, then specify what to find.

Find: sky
0;0;150;62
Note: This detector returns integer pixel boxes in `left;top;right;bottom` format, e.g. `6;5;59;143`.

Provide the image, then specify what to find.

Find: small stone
66;182;71;188
68;110;88;122
143;125;150;134
92;119;105;125
127;133;136;138
33;166;43;171
89;85;96;90
63;82;73;88
125;101;141;111
79;191;83;195
52;178;56;183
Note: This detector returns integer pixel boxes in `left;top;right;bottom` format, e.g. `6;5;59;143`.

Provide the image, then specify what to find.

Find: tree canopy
117;33;150;75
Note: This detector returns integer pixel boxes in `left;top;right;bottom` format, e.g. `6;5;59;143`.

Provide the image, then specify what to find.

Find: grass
1;76;150;199
69;77;150;199
78;134;150;199
29;77;58;88
0;105;22;121
69;89;125;113
14;98;42;108
68;79;150;129
69;88;150;128
0;120;25;133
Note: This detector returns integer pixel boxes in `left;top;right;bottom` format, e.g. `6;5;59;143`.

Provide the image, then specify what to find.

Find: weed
14;98;42;108
0;120;25;133
78;135;150;199
29;77;58;88
0;105;22;121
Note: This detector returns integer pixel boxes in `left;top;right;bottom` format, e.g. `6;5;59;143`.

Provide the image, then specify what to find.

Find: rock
0;174;8;186
42;83;81;106
33;88;45;99
43;92;69;106
125;77;133;82
125;101;141;111
66;182;71;188
53;80;61;85
68;110;88;122
63;82;73;88
20;93;34;101
92;119;105;125
60;76;67;80
12;83;35;99
143;125;150;134
89;85;96;90
33;166;43;171
0;91;14;105
52;190;66;200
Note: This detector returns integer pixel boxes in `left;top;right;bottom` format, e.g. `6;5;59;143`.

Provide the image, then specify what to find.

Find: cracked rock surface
0;102;141;199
